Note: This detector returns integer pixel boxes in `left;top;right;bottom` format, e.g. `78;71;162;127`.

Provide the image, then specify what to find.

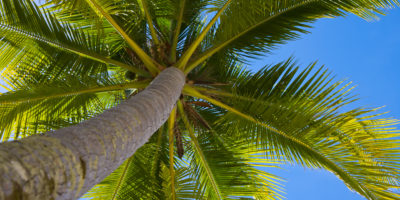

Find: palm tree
0;0;399;199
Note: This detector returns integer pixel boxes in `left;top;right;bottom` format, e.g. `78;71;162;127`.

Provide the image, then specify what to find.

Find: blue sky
253;8;400;200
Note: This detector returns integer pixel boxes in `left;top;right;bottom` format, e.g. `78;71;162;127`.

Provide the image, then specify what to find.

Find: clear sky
252;8;400;200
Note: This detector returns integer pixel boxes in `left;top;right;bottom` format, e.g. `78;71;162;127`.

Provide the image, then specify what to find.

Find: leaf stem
111;157;134;200
85;0;160;75
140;0;159;46
168;106;177;199
176;0;232;70
177;100;222;199
170;0;186;62
0;80;150;104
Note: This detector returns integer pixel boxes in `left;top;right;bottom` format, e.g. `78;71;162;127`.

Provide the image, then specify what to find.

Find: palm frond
0;74;143;141
185;0;400;73
46;0;161;74
178;100;284;199
177;0;231;69
186;127;284;199
86;0;161;74
0;0;149;77
178;101;223;199
44;0;146;57
186;59;400;199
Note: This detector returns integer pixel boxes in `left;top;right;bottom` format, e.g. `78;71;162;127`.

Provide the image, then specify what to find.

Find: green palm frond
186;59;400;199
177;0;231;69
179;100;284;199
50;0;161;74
0;73;146;141
178;101;223;199
44;0;131;29
185;0;400;73
45;0;208;66
44;0;146;58
0;0;148;77
170;0;208;61
186;128;284;199
46;0;207;74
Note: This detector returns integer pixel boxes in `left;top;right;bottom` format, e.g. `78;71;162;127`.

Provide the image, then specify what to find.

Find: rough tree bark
0;67;185;200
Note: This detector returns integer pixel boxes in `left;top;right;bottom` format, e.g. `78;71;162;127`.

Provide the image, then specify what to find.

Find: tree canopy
0;0;399;199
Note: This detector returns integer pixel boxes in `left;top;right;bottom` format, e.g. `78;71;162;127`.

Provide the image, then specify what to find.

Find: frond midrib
177;0;232;70
0;80;150;104
177;101;223;199
111;157;134;200
84;0;160;75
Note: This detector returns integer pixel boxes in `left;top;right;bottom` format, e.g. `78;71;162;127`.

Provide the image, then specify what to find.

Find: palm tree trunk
0;67;185;200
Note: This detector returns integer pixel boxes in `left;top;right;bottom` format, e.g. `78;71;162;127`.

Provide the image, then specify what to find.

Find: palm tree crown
0;0;399;199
